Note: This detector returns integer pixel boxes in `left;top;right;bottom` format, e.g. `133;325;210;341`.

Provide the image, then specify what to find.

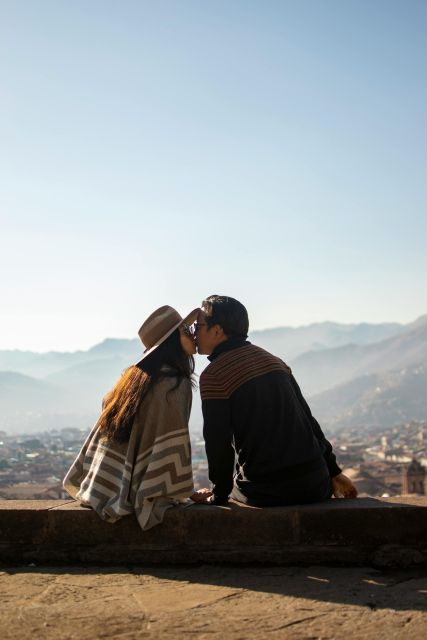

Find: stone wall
1;496;426;567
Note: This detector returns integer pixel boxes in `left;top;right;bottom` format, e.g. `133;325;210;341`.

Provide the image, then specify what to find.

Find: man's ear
214;325;226;338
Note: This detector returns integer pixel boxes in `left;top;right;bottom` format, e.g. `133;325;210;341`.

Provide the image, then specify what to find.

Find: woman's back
64;374;194;529
63;304;199;530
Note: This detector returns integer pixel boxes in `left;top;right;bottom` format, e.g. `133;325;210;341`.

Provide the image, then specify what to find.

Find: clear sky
1;0;426;352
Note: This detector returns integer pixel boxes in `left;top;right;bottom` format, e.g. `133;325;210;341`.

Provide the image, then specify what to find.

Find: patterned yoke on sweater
63;375;194;530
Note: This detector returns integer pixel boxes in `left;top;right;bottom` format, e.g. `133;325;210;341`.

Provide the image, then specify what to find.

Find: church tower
402;458;426;495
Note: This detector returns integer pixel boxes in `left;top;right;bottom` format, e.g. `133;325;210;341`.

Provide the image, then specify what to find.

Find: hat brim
135;307;199;367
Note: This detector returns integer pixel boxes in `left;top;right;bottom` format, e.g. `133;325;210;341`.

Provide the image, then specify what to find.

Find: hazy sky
1;0;426;351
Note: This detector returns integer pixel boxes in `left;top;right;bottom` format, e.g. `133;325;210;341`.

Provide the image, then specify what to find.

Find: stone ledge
1;496;426;567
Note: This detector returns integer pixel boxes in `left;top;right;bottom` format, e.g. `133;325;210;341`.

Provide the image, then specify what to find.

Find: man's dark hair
201;295;249;338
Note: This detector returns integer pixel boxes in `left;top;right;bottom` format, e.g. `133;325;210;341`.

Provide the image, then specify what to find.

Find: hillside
310;363;427;431
291;318;427;396
0;372;67;413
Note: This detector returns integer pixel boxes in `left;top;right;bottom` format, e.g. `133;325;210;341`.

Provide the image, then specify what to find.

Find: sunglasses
193;322;207;333
180;323;195;337
180;322;208;336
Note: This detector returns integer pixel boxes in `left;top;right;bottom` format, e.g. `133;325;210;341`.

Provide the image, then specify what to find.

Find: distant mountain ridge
290;317;427;396
0;318;409;378
251;320;405;361
0;338;141;378
1;315;426;434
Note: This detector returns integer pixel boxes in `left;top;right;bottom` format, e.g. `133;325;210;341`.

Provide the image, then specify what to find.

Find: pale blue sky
1;1;426;351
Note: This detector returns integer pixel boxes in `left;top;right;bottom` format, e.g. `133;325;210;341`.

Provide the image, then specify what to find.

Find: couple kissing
64;295;357;530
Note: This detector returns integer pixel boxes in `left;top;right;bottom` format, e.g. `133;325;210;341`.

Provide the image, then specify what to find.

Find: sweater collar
208;336;250;362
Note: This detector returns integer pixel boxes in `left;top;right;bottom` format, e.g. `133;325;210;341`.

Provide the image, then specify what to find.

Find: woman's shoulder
153;374;192;396
136;375;193;423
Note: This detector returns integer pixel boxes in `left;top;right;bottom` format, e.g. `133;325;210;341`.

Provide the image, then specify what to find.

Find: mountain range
291;317;427;395
0;315;426;434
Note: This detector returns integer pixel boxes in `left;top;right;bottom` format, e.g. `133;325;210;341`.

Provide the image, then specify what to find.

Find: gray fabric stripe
84;471;121;494
92;444;127;465
153;428;189;446
81;485;112;505
143;462;192;484
81;455;129;480
148;444;191;466
140;474;193;498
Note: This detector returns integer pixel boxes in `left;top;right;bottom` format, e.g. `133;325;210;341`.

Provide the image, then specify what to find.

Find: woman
63;305;210;530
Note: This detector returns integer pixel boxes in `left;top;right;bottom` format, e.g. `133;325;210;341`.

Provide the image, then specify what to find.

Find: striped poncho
63;375;194;530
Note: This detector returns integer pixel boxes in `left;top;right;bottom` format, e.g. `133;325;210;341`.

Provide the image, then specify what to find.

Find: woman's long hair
96;329;195;443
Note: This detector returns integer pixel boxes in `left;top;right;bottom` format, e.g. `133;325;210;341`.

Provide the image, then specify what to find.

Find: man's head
195;295;249;355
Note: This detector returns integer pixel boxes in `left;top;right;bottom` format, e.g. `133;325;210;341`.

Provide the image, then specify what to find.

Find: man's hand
190;488;213;503
331;473;358;498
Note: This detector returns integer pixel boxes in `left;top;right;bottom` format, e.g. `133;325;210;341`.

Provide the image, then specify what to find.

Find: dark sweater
200;338;341;504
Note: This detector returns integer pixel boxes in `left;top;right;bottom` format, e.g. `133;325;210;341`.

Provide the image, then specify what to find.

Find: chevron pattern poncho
63;375;194;530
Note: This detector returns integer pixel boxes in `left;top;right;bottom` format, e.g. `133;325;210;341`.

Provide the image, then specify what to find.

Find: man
194;295;357;506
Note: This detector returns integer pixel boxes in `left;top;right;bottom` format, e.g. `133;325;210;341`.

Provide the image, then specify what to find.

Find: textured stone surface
1;497;427;567
0;565;426;639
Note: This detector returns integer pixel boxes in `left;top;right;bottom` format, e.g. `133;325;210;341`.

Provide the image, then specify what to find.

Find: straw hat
136;305;199;365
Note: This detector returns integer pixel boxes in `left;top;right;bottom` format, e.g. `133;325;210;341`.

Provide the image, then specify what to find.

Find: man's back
200;339;340;505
